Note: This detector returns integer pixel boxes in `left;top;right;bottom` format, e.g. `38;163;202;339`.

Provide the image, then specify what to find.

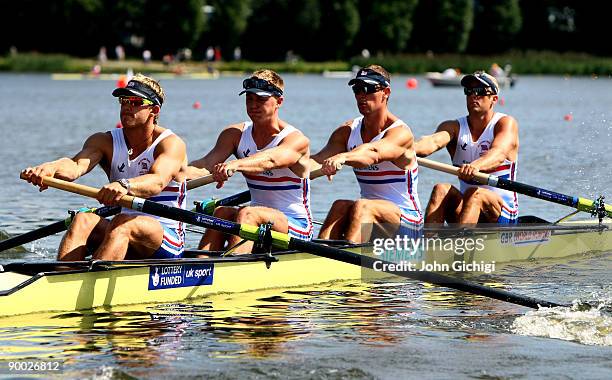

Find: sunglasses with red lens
351;83;382;95
118;97;154;107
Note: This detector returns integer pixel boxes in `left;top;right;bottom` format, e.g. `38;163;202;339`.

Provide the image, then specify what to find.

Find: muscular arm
414;121;457;157
228;131;309;173
328;125;413;169
470;116;519;172
185;124;241;179
21;132;108;190
128;134;187;198
311;122;351;164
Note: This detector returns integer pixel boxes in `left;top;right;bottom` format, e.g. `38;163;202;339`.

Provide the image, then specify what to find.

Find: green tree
468;0;522;53
315;0;360;60
0;0;106;56
204;0;252;60
411;0;474;53
141;0;205;58
242;0;321;61
356;0;419;54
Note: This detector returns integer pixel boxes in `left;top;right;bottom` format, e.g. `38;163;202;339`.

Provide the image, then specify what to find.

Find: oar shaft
0;206;120;252
289;238;564;309
185;165;329;193
417;157;612;218
0;221;65;252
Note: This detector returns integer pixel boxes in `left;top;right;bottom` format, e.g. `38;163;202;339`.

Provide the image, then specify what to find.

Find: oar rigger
591;195;608;225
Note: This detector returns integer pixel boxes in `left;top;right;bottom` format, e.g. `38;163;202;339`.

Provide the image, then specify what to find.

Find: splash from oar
512;299;612;346
0;230;26;253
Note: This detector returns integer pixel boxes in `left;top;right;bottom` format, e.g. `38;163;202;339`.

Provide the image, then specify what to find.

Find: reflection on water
0;253;610;377
0;280;517;368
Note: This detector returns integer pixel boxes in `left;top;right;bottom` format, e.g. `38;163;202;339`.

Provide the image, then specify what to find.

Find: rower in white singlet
313;64;423;243
347;116;422;231
236;121;312;240
452;112;518;223
186;69;312;254
415;71;520;225
21;74;188;261
110;128;187;257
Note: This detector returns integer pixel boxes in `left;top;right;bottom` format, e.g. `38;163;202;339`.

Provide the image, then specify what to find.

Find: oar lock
66;207;96;226
591;195;607;226
255;221;277;268
194;199;218;215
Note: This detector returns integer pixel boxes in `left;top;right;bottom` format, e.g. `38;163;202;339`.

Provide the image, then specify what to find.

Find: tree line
1;0;609;61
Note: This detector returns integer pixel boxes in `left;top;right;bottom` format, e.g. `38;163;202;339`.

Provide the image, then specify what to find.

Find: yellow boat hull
1;219;610;317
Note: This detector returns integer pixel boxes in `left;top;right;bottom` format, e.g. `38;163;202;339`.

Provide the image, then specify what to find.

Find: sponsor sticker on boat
148;264;214;290
500;230;552;245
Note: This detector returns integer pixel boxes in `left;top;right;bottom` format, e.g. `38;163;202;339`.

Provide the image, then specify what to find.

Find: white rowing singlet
109;128;187;230
346;116;422;225
452;112;518;220
236;122;312;223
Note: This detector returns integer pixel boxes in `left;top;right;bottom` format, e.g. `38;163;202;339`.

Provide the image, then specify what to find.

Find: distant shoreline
1;51;611;76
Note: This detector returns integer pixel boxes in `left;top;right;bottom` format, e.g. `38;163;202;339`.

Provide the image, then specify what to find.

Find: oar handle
417;157;612;218
185;163;335;190
417;157;491;185
26;175;137;209
186;174;214;190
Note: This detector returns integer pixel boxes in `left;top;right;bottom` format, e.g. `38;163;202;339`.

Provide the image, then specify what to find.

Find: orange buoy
564;114;573;121
192;101;201;109
116;75;128;88
406;78;418;89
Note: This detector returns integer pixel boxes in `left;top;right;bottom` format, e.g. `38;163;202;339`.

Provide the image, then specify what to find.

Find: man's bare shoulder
84;131;113;147
497;115;518;127
437;119;460;132
494;115;519;134
333;120;353;135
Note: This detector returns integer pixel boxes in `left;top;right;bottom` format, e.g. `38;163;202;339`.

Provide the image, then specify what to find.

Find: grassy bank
1;51;611;76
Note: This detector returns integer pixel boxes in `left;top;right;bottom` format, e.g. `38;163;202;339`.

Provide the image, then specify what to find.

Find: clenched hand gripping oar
0;172;218;253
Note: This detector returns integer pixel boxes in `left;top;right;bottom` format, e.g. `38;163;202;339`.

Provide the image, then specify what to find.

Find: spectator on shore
162;54;173;66
142;50;151;64
98;47;107;63
233;47;242;61
206;46;214;62
115;45;125;61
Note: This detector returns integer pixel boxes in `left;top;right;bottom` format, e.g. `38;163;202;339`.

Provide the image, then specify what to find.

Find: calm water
0;73;611;378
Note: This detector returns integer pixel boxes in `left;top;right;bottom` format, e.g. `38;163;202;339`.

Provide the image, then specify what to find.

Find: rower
312;65;423;243
186;69;312;253
415;71;519;225
20;74;188;261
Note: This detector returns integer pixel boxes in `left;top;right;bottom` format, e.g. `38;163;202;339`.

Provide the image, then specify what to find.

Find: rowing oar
417;157;612;219
34;175;566;309
0;206;120;252
193;165;338;215
0;173;219;253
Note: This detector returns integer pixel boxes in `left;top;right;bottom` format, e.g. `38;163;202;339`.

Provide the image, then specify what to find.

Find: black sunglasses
242;78;283;97
352;83;383;95
464;87;494;96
